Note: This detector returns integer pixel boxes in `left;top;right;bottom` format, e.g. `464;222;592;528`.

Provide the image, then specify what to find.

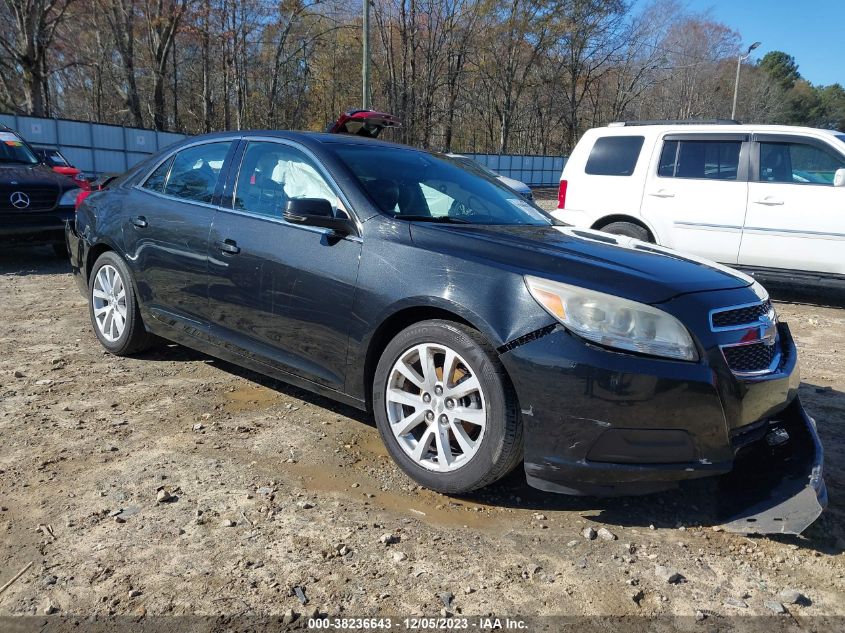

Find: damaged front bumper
716;398;826;535
499;323;826;535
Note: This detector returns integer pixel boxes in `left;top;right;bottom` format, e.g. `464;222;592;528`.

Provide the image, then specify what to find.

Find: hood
0;163;76;191
409;223;752;305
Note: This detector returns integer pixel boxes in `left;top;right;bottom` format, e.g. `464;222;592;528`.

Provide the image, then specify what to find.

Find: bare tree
0;0;76;115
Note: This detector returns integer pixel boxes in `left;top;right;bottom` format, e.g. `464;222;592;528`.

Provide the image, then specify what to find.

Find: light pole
731;41;761;120
362;0;371;110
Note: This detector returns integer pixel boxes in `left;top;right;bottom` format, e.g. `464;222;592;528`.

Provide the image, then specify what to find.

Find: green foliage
759;51;800;91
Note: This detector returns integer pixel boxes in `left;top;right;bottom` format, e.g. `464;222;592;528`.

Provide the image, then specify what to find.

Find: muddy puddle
222;383;284;413
283;424;520;531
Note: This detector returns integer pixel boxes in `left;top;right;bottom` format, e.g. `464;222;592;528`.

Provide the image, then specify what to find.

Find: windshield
0;132;39;165
453;155;499;179
330;144;552;226
40;149;70;167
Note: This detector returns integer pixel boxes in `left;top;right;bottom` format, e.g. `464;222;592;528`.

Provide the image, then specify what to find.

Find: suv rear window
585;136;644;176
658;139;741;180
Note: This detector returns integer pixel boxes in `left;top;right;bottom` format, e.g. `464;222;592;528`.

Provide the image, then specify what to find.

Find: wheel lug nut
425;411;434;421
422;393;431;403
434;385;443;396
439;414;448;424
445;398;454;409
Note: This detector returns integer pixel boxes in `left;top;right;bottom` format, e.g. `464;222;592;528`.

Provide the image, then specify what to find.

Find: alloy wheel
92;264;127;342
385;343;487;472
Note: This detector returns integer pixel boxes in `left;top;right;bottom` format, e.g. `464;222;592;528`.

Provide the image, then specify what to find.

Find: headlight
524;276;698;361
59;188;81;206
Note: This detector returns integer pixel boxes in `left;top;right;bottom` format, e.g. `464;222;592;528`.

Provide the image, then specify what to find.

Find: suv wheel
599;221;651;242
89;251;152;355
372;320;522;494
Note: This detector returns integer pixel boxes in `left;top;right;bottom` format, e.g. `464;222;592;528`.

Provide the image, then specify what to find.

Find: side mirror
833;168;845;187
283;198;357;235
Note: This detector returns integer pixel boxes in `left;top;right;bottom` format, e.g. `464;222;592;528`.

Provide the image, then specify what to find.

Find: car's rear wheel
599;221;651;242
372;320;522;494
89;251;152;355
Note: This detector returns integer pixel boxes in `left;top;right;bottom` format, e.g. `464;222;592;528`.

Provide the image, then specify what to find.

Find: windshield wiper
395;215;471;224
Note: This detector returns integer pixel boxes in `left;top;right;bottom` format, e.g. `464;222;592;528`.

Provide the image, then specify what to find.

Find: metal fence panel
60;147;95;172
126;128;157;152
18;116;58;144
94;150;128;173
466;153;566;186
3;113;562;184
56;119;92;147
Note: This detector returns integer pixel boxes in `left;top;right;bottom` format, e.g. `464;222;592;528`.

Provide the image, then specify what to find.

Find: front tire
372;320;522;494
598;221;651;242
89;251;152;355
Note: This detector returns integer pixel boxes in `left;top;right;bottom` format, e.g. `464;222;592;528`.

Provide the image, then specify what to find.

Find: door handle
131;216;148;228
217;239;240;255
752;197;784;206
648;189;675;198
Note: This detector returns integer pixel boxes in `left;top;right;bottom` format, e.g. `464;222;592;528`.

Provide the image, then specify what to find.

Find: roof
593;123;844;139
175;129;414;152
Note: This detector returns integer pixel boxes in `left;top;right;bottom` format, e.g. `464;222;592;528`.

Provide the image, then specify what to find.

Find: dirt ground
1;212;844;628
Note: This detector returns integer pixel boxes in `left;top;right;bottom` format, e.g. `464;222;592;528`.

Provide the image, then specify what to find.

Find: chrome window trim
132;136;242;195
129;134;364;239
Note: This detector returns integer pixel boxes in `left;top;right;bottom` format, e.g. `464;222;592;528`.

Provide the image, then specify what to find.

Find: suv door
740;135;845;276
207;139;362;391
640;133;750;263
124;139;237;326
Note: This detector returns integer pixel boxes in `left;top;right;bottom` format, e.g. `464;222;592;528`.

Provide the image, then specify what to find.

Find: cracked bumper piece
716;399;826;535
499;326;824;533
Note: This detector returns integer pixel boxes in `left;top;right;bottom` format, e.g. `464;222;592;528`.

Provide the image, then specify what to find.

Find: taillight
557;180;568;209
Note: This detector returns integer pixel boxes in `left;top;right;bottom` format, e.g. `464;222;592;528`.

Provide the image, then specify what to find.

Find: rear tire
599;221;651;242
372;320;522;494
88;251;152;356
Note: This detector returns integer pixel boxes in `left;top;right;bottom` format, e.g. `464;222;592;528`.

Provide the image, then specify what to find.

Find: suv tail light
557;180;568;209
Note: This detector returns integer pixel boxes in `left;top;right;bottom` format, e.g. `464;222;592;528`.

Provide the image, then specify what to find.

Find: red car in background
32;147;91;190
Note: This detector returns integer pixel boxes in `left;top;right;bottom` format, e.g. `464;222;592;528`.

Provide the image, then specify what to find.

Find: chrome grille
722;343;778;373
711;299;773;329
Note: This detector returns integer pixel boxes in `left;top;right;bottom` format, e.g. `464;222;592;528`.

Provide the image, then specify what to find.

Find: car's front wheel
89;251;152;355
372;320;522;494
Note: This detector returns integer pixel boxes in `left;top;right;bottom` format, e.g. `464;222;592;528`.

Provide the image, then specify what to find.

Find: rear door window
142;157;174;193
162;141;233;203
584;136;644;176
658;139;741;180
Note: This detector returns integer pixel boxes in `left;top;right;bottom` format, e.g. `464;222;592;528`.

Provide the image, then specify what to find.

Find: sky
663;0;844;87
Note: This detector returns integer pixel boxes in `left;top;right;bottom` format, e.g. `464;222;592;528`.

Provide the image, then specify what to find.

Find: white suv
552;121;845;287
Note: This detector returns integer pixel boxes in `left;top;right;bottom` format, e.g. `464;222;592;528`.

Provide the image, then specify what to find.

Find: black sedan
66;131;825;531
